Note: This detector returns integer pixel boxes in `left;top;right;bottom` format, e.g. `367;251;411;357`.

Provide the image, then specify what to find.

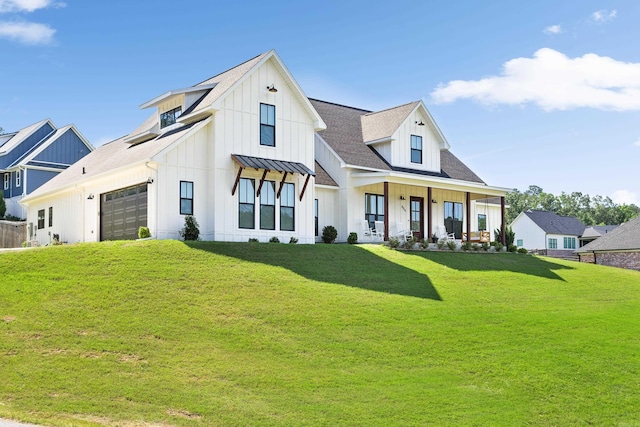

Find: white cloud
544;25;562;35
0;21;54;44
0;0;64;13
634;138;640;147
612;190;640;206
431;48;640;111
591;9;617;23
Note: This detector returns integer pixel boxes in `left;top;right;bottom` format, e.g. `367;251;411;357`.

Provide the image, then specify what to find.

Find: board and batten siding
388;110;441;173
314;187;337;242
34;128;91;165
471;202;503;240
210;58;317;243
26;169;58;194
0;122;54;169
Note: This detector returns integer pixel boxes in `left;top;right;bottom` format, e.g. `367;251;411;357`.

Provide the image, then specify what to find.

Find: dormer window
411;135;422;164
160;106;182;128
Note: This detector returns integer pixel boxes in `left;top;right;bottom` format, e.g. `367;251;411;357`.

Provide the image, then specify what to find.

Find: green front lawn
1;240;639;426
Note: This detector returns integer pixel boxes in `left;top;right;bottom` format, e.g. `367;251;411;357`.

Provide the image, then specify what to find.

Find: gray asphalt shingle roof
523;210;586;236
310;98;485;184
576;215;640;252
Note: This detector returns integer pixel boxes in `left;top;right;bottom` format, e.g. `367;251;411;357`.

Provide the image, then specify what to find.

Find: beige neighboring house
576;216;640;271
21;50;509;245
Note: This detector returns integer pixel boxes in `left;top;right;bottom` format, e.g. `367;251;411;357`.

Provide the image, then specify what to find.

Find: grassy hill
1;240;639;426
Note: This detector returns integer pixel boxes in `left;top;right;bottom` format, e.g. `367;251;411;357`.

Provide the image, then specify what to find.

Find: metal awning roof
231;154;315;176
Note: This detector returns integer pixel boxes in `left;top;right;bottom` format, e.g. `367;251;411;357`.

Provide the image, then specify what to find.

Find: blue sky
1;0;639;204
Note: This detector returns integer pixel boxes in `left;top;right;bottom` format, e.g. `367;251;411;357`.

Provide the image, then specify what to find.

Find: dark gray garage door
100;183;148;241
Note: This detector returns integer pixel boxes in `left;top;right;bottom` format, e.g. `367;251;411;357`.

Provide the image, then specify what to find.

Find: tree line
506;185;640;225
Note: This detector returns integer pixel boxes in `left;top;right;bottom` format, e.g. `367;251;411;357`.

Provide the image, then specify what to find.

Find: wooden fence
0;220;27;248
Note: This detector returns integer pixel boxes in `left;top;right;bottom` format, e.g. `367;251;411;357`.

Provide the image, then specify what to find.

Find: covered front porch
350;172;509;245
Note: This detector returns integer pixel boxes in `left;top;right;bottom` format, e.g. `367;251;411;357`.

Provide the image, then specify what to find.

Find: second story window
411;135;422;164
3;173;9;190
160;106;182;128
15;170;21;187
260;103;275;147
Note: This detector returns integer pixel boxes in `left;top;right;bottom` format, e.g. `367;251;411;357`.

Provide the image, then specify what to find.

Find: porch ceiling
350;171;509;198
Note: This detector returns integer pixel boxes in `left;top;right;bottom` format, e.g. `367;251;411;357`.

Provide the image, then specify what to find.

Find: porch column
466;192;471;242
427;187;433;241
501;196;506;245
384;181;389;241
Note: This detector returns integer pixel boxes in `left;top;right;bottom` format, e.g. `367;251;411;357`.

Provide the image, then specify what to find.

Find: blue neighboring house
1;119;94;219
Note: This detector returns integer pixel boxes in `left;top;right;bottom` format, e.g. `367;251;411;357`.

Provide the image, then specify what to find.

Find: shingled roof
310;98;485;184
523;210;586;236
576;215;640;252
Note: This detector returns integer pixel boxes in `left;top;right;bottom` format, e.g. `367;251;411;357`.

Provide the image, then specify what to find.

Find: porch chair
373;220;385;240
436;225;456;241
394;221;413;242
359;219;374;241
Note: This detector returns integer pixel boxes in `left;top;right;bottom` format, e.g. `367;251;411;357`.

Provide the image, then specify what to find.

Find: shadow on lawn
187;242;441;301
406;251;574;281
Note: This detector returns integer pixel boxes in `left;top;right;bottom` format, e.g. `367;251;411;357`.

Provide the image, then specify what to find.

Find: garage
100;183;148;241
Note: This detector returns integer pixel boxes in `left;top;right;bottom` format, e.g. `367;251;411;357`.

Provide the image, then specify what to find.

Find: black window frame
314;198;319;237
239;178;255;229
160;106;182;128
411;134;422;164
444;201;463;239
365;193;385;230
260;103;276;147
180;181;194;215
37;209;45;230
48;207;53;228
260;181;276;230
280;183;295;231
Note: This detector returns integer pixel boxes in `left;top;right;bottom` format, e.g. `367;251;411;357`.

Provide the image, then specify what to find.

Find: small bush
347;232;358;244
461;241;472;251
446;240;457;251
419;239;429;249
138;227;151;239
269;236;280;243
321;225;338;244
518;247;528;254
402;237;417;250
248;238;259;243
52;234;62;246
437;239;447;250
21;241;28;248
471;243;481;251
289;237;298;244
508;244;518;253
481;242;490;251
179;215;200;241
388;237;400;249
494;242;504;252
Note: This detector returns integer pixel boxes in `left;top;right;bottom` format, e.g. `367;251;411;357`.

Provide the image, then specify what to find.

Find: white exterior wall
471;202;503;241
388;110;441;172
314;187;337;242
547;233;578;251
210;58;317;243
511;214;546;250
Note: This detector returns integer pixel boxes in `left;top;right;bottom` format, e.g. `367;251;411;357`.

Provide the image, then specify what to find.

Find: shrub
347;232;358;244
518;247;528;254
481;242;490;251
138;227;151;239
419;239;429;249
508;244;518;253
0;193;5;218
321;225;338;244
179;215;200;241
494;226;515;247
52;234;62;245
437;239;447;250
269;236;280;243
402;237;417;250
248;238;259;243
471;243;481;251
446;240;457;251
494;242;504;252
289;237;298;244
388;237;400;249
461;241;472;251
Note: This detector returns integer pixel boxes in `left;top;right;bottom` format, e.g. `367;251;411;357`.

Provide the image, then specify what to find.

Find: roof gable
361;101;419;142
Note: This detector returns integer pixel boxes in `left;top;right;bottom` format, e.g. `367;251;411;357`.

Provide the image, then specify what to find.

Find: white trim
15;170;21;187
139;83;218;109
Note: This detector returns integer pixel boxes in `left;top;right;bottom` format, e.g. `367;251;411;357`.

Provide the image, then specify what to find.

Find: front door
410;196;424;240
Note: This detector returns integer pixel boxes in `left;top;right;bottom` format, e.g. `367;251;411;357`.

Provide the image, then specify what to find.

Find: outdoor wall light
399;195;406;200
267;84;278;93
147;178;154;184
415;120;425;126
431;199;437;204
87;194;94;200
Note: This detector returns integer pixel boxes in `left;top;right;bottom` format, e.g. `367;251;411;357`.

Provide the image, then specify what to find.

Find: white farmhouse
21;50;509;245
